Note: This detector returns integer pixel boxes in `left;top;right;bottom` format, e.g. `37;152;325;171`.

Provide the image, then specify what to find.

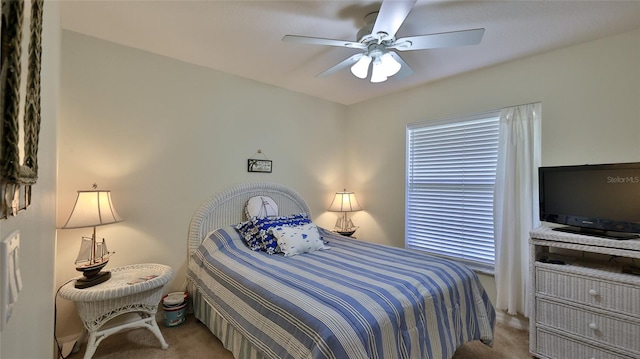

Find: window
406;111;500;273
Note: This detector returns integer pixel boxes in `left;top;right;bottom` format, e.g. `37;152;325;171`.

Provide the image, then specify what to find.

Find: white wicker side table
59;263;173;359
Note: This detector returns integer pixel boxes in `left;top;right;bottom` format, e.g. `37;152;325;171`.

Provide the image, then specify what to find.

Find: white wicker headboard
187;182;311;256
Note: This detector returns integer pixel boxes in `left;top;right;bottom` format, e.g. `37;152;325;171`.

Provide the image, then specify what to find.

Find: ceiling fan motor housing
357;12;393;44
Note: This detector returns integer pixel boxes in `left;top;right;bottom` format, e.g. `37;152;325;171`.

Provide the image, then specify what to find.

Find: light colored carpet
66;314;531;359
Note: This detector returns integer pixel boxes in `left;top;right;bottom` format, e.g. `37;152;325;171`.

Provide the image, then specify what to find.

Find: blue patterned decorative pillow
252;213;311;254
271;223;329;257
235;220;262;251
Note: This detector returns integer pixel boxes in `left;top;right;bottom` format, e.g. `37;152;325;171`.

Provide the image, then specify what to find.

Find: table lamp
328;189;362;236
62;187;122;289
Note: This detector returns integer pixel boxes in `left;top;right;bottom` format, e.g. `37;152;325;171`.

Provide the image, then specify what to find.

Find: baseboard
495;310;529;331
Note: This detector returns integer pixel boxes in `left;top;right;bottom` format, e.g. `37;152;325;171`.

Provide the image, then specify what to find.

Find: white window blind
406;112;499;273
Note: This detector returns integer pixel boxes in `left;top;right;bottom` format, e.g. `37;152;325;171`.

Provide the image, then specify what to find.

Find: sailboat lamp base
75;271;111;289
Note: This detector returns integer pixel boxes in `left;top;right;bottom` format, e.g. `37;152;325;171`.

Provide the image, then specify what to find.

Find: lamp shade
62;190;123;229
350;55;372;79
380;52;401;77
328;190;362;212
370;58;388;83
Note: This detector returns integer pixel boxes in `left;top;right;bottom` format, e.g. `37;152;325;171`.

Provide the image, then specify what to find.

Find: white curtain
493;102;541;317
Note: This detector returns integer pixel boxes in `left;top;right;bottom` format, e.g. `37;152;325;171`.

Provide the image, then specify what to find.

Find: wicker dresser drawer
536;328;634;359
535;265;640;317
530;227;640;359
536;298;640;354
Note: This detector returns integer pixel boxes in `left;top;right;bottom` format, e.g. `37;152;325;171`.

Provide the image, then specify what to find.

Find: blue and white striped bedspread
188;226;495;359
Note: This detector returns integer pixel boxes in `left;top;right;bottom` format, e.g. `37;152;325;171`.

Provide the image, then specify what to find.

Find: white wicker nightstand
59;263;173;359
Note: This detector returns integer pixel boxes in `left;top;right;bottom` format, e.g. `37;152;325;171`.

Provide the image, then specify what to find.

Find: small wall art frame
248;159;272;173
1;0;44;219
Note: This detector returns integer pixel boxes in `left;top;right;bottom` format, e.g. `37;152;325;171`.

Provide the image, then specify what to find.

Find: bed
186;182;495;359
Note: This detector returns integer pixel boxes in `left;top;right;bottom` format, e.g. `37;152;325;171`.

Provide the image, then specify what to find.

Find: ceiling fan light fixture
283;0;483;82
380;52;401;77
370;58;388;83
350;55;372;79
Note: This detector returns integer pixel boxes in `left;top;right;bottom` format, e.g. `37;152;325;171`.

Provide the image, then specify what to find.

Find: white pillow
245;196;278;218
271;223;329;257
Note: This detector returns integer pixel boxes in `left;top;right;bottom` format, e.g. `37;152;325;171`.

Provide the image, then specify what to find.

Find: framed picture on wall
248;159;272;173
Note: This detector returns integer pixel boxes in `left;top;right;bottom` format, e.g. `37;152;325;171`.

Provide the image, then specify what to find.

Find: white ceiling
60;1;640;105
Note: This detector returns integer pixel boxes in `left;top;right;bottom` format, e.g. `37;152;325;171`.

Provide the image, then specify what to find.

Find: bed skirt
188;279;265;359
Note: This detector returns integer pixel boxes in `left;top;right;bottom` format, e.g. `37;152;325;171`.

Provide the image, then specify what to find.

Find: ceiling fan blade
282;35;366;49
317;53;364;78
392;28;485;51
388;52;413;80
371;0;416;39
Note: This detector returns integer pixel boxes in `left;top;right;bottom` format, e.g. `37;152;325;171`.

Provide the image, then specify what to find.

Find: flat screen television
539;162;640;239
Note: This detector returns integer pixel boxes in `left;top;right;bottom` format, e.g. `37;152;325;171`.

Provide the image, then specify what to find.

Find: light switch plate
1;230;21;331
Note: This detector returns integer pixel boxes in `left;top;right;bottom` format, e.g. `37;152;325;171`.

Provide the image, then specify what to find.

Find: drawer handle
588;289;598;296
589;322;598;331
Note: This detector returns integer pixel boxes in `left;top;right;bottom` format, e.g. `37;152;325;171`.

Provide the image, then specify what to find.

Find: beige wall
346;28;640;298
55;31;348;337
0;2;60;359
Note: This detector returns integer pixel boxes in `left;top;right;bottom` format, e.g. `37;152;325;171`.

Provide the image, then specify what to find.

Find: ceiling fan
282;0;485;83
